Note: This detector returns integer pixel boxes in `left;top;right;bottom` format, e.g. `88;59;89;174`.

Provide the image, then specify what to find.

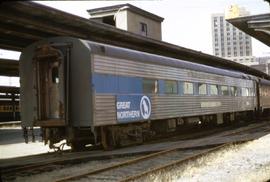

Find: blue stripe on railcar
92;73;142;94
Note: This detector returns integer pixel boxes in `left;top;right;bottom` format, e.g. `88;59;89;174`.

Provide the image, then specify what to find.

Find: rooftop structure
87;4;164;40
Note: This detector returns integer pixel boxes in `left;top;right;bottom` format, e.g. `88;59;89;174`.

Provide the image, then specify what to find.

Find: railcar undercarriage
26;110;256;151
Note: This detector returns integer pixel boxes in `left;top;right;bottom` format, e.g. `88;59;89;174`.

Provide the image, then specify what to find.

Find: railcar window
209;84;218;95
143;79;158;94
249;88;254;96
183;82;194;95
230;86;237;96
165;80;178;94
52;67;59;84
198;83;207;95
221;86;229;96
241;88;249;96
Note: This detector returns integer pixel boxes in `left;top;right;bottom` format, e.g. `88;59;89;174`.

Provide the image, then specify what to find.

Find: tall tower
211;5;254;65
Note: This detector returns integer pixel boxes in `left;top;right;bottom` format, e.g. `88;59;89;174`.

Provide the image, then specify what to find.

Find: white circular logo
140;96;151;120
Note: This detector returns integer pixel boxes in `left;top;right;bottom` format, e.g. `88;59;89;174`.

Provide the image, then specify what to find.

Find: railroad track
2;120;270;181
55;140;250;182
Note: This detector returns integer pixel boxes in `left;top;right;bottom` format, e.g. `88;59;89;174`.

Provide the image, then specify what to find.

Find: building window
210;84;218;95
183;82;194;95
143;79;158;94
102;16;116;26
165;80;177;94
140;22;148;36
198;83;207;95
240;51;243;56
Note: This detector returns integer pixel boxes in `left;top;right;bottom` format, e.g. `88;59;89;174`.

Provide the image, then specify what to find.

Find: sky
37;0;270;56
0;0;269;86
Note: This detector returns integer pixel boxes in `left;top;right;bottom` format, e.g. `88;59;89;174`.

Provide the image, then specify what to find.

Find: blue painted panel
158;80;165;94
178;81;183;95
116;95;151;123
92;74;118;93
118;77;142;93
92;73;143;94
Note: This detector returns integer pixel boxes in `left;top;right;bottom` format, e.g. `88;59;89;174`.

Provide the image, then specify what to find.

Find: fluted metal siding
93;94;256;126
93;55;254;87
93;95;117;126
92;54;256;126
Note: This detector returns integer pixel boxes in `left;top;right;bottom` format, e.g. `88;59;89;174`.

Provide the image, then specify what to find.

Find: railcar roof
87;40;256;81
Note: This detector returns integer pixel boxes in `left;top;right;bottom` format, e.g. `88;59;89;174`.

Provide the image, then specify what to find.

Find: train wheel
71;142;86;151
101;126;116;150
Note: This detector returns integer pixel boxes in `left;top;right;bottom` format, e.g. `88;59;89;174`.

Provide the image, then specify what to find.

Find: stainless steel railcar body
20;37;258;149
259;79;270;111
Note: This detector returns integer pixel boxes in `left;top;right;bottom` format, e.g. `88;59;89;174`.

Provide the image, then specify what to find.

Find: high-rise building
211;5;255;65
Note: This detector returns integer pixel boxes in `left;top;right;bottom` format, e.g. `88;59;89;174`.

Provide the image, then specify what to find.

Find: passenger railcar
258;79;270;112
0;100;20;122
19;37;268;150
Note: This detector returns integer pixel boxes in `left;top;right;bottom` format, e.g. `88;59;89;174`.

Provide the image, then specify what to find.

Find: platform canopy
227;13;270;47
0;2;270;79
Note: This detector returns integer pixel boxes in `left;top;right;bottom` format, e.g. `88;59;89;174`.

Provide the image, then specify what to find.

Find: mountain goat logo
140;96;151;119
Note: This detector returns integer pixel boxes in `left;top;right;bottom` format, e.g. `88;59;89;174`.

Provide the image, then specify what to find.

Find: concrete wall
115;11;128;30
125;10;162;40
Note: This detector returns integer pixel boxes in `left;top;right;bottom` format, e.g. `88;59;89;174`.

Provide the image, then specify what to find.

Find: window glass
210;84;218;95
143;79;158;94
241;87;249;96
183;82;194;95
221;86;229;96
230;86;237;96
140;22;148;36
198;83;207;95
165;80;177;94
52;67;59;84
249;88;254;96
